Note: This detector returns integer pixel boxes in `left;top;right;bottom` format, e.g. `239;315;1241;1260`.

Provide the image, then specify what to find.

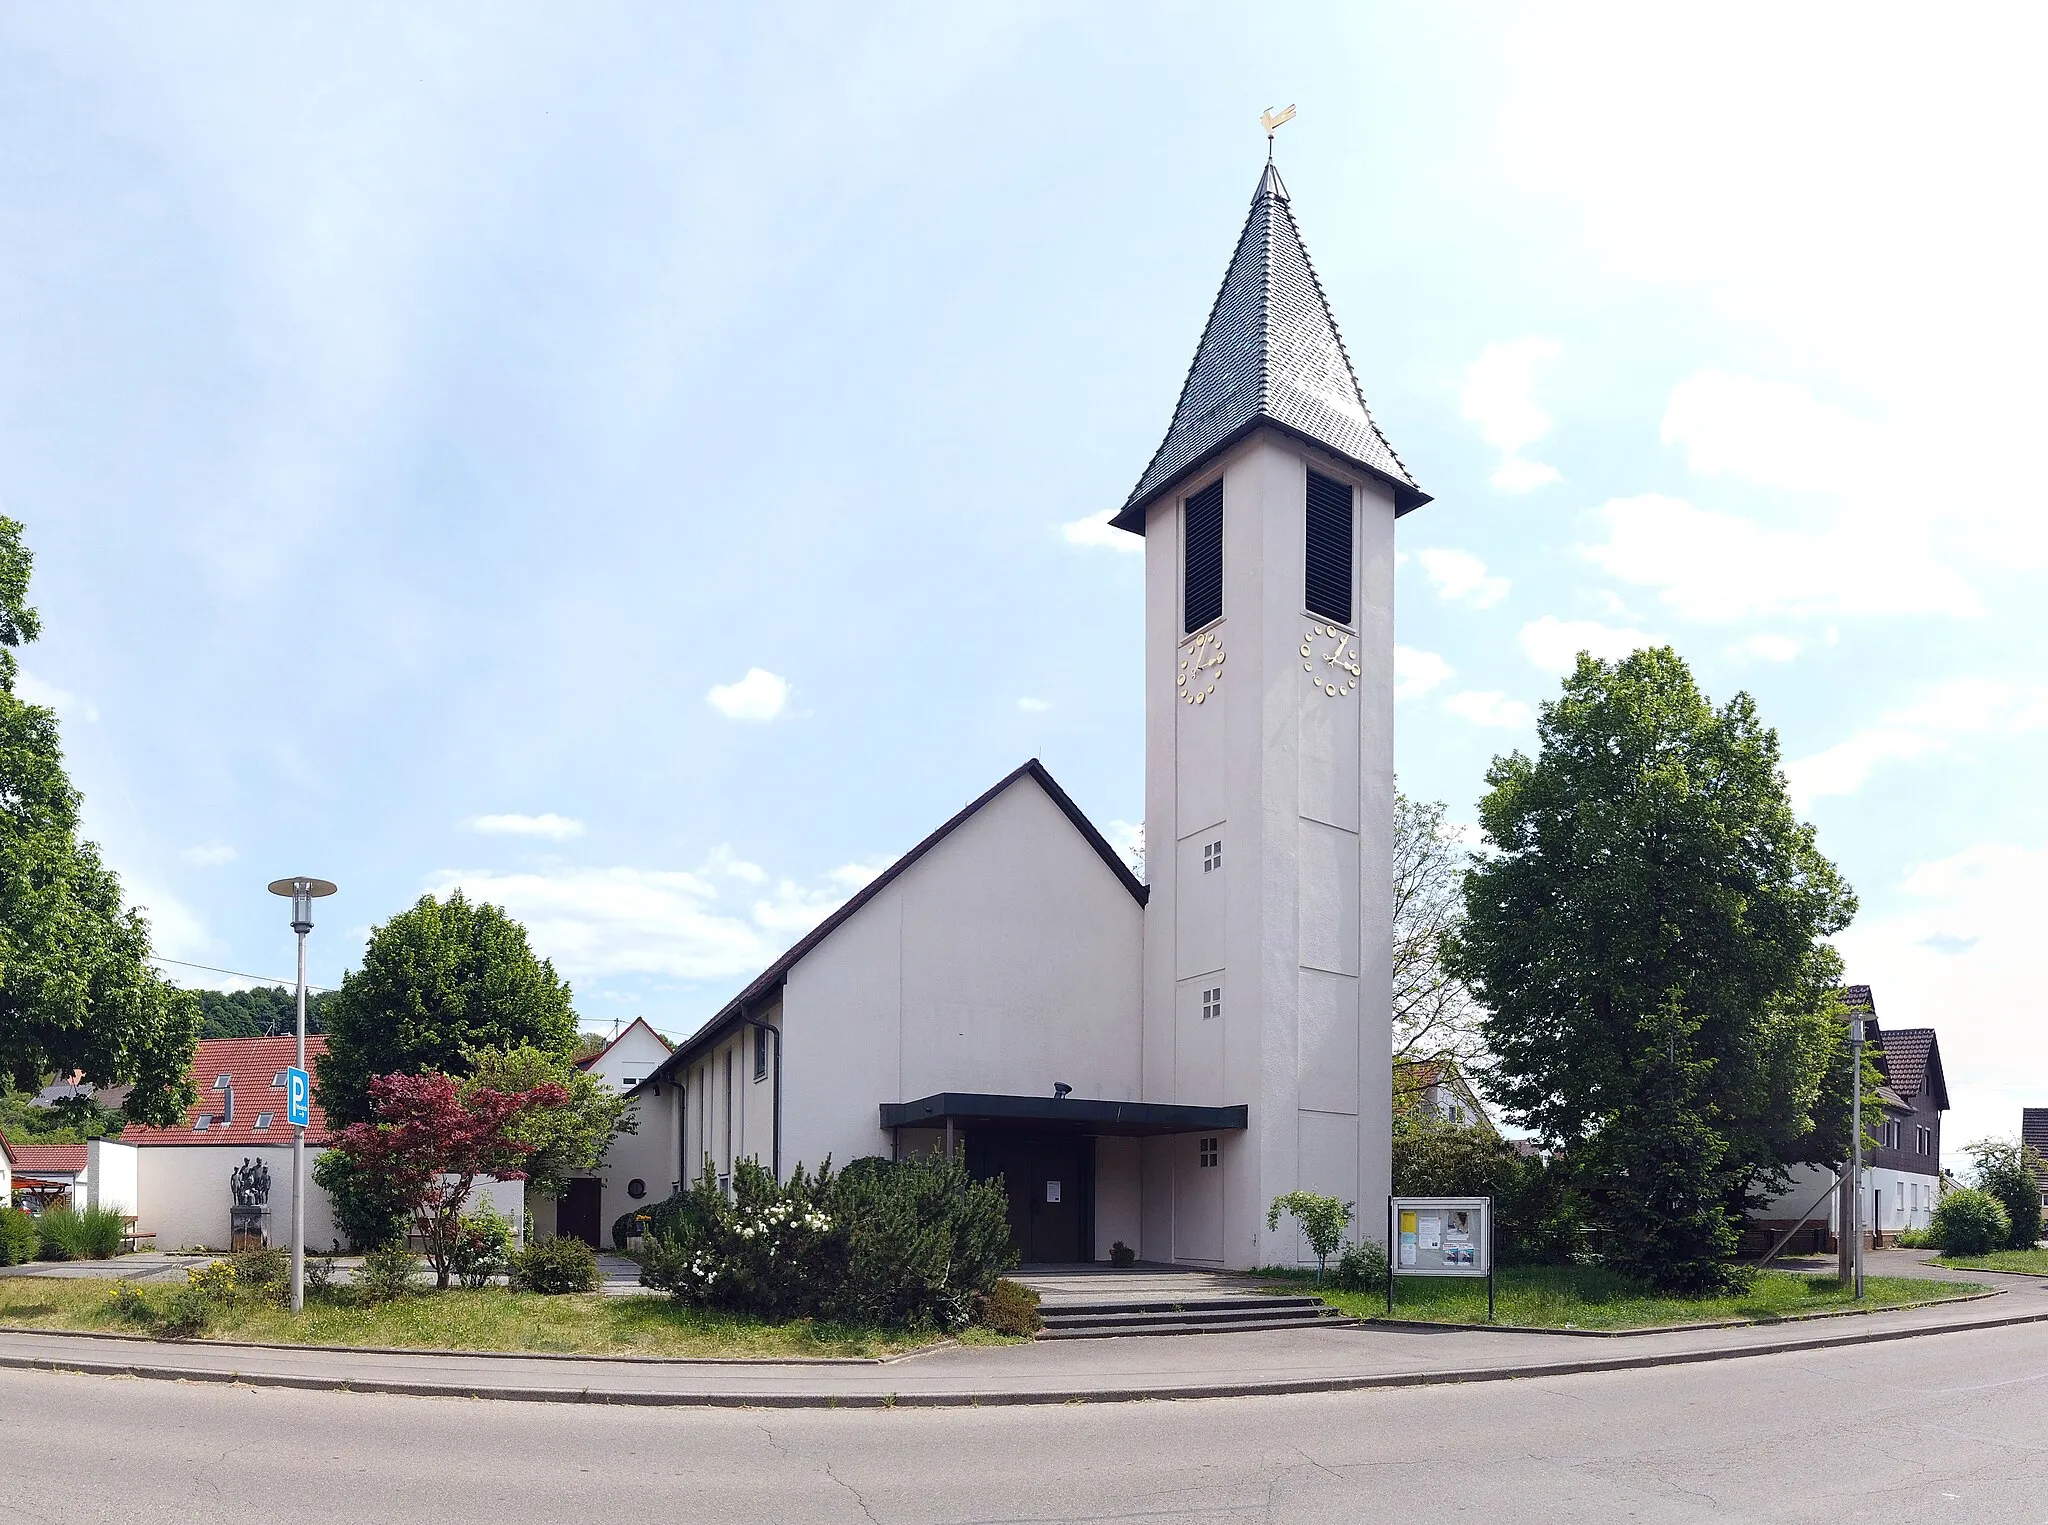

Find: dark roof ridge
641;759;1146;1088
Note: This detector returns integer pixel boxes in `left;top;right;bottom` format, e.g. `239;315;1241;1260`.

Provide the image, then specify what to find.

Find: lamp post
267;876;337;1314
1848;1012;1866;1299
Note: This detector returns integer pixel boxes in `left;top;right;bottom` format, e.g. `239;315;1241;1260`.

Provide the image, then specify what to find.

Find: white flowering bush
640;1154;1015;1330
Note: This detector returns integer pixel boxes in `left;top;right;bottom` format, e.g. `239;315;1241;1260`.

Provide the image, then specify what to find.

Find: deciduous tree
0;517;198;1127
1392;792;1483;1064
1446;648;1856;1293
462;1043;635;1199
324;1070;568;1289
315;889;577;1125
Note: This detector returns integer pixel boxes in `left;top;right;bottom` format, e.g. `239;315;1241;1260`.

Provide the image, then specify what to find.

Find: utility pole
1839;1012;1866;1296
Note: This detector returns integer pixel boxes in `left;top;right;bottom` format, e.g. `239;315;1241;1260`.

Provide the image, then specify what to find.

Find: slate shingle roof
1871;1026;1944;1109
1111;163;1427;532
121;1036;329;1148
2022;1108;2048;1172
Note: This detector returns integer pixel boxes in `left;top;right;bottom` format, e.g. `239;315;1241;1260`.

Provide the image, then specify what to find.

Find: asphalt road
11;1321;2048;1523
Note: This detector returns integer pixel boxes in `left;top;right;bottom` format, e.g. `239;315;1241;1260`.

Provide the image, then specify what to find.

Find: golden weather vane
1260;103;1296;159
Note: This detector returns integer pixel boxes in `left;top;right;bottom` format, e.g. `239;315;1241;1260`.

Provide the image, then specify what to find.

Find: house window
1303;470;1354;626
193;1115;210;1131
1198;1137;1219;1167
271;1071;288;1087
1446;1103;1466;1125
754;1025;770;1081
622;1078;638;1089
1183;481;1223;633
1201;987;1221;1021
254;1113;274;1130
1203;839;1223;873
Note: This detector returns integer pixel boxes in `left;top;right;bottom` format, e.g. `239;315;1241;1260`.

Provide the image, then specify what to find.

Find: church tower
1116;162;1429;1267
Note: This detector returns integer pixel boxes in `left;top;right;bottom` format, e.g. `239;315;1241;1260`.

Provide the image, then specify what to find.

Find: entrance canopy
880;1093;1247;1137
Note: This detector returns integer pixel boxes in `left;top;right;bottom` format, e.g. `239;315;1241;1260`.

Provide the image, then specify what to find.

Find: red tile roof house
117;1036;527;1253
7;1141;88;1211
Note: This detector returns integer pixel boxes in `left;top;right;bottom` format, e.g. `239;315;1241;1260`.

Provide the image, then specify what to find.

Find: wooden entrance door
559;1177;604;1247
968;1134;1092;1263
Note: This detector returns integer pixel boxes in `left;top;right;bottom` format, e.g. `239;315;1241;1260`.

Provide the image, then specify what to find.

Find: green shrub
312;1148;411;1251
611;1209;655;1250
1963;1138;2046;1250
355;1242;420;1303
104;1280;152;1325
509;1234;599;1294
36;1207;84;1260
1110;1240;1136;1267
0;1208;38;1266
1931;1188;2011;1256
1267;1192;1354;1281
642;1155;1015;1332
1331;1237;1390;1291
979;1278;1042;1335
186;1260;240;1303
451;1202;514;1288
1394;1116;1582;1264
305;1255;338;1294
232;1247;292;1305
157;1285;214;1338
1894;1227;1935;1249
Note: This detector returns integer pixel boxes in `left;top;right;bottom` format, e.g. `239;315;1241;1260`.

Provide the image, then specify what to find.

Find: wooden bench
120;1216;157;1255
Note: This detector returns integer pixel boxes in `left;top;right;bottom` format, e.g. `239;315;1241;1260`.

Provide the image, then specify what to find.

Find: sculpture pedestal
229;1206;269;1252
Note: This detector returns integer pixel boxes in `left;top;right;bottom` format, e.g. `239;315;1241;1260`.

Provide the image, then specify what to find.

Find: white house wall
1750;1162;1940;1236
137;1146;341;1253
778;774;1145;1178
86;1141;137;1216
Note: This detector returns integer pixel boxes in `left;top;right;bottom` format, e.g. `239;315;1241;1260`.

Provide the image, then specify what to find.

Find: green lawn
1930;1249;2048;1276
1255;1265;1989;1330
0;1277;971;1358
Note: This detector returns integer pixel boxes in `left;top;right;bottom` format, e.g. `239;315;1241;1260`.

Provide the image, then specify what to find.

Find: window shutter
1304;470;1353;625
1183;481;1223;632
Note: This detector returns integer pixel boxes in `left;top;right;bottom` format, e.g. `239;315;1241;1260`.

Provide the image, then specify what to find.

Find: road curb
4;1302;2048;1408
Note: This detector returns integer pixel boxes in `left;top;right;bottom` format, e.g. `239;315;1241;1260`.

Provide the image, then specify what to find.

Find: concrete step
1039;1295;1329;1317
1037;1297;1353;1339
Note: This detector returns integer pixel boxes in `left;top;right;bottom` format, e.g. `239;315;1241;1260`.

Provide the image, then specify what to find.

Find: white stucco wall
775;772;1145;1179
137;1146;341;1253
584;1023;673;1094
1750;1162;1941;1236
86;1141;137;1216
134;1147;525;1253
1142;432;1395;1269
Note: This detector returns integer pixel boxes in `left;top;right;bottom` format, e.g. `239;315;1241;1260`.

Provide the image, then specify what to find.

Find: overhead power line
147;955;338;993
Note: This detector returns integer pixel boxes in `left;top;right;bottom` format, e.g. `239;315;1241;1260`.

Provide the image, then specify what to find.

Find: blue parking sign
285;1067;310;1128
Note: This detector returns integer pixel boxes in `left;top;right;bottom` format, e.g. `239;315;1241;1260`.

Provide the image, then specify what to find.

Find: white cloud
1393;646;1454;700
1663;370;1884;497
701;844;766;885
1443;690;1535;730
1833;842;2048;1153
180;844;239;867
706;667;790;722
1106;819;1144;873
1731;633;1802;662
1580;493;1981;621
1516;614;1660;676
826;861;887;891
1785;679;2048;805
1460;337;1563;492
16;670;99;722
1017;697;1051;712
1414;548;1509;609
468;812;586;841
1061;509;1141;552
122;881;211;962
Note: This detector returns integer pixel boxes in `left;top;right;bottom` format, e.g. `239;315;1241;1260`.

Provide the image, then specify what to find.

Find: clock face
1178;629;1225;705
1302;622;1360;698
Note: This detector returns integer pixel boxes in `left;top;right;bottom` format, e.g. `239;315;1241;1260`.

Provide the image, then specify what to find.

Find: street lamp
267;875;337;1314
1847;1012;1866;1300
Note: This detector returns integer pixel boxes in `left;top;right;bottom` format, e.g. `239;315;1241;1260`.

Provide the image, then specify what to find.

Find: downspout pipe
742;1015;782;1183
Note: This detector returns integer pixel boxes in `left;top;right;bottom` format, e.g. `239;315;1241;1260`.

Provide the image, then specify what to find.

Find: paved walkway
1;1249;646;1293
2;1251;2043;1407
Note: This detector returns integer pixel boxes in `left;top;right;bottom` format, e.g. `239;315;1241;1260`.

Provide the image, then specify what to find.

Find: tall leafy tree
196;985;335;1038
0;518;198;1127
315;889;578;1124
462;1043;635;1198
1446;648;1856;1293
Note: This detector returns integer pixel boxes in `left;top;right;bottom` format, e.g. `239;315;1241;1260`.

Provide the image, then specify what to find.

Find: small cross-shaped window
1201;987;1221;1021
1202;840;1223;872
1198;1137;1219;1167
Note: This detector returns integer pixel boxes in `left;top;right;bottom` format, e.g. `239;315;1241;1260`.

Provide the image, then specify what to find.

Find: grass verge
1252;1265;1988;1330
0;1277;967;1359
1929;1249;2048;1276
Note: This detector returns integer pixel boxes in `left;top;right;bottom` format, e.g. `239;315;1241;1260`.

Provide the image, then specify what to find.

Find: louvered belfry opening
1183;480;1223;632
1304;469;1353;625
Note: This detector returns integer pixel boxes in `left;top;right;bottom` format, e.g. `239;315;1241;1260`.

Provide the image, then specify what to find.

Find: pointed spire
1112;165;1427;531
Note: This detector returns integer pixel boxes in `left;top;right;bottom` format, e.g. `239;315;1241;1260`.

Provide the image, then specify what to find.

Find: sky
5;3;2046;1159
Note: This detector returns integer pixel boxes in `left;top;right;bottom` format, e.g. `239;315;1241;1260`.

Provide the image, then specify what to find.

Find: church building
619;161;1430;1269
